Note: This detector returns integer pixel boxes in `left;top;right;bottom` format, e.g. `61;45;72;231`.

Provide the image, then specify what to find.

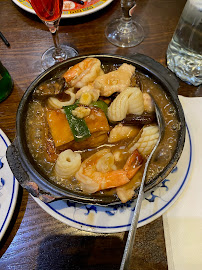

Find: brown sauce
139;73;180;183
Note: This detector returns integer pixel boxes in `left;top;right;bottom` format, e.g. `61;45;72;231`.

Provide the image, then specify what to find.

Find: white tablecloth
163;96;202;270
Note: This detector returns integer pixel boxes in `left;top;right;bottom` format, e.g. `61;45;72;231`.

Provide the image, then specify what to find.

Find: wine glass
105;0;144;47
29;0;78;69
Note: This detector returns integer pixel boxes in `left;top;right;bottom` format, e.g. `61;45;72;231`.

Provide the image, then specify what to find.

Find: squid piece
127;87;144;115
93;63;135;96
108;87;144;122
48;90;76;109
129;124;159;157
55;149;81;179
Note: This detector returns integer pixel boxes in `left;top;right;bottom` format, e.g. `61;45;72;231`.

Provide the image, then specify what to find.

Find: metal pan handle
6;140;56;203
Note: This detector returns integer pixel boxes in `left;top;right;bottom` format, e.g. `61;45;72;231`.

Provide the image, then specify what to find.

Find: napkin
163;96;202;270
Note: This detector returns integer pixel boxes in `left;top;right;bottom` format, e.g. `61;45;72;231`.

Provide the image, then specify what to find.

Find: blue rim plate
0;129;19;241
33;122;192;233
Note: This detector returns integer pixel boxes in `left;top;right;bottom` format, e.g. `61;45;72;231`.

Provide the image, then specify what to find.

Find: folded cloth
163;96;202;270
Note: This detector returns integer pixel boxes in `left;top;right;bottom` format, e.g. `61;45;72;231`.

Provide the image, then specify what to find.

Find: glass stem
51;31;63;60
117;1;135;33
121;0;136;21
45;19;65;61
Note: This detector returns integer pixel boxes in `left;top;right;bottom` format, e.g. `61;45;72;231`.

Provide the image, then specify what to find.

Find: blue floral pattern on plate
0;129;19;240
33;124;192;233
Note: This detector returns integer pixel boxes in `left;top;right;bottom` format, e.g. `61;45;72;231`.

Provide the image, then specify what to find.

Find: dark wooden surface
0;0;199;269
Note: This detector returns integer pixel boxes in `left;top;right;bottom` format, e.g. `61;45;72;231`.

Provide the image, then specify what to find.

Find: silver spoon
120;102;164;270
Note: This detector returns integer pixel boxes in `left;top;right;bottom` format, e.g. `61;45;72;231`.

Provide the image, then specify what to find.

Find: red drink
29;0;63;21
28;0;78;69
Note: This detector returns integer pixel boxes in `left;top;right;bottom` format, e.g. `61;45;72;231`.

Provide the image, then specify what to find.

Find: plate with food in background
12;0;114;18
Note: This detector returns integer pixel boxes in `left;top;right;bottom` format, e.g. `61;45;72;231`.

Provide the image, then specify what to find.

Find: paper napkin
163;96;202;270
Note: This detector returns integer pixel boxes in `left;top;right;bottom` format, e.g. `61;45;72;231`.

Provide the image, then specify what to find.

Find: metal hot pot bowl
6;54;186;205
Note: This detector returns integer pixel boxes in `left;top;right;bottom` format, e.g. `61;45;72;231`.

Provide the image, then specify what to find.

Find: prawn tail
125;164;142;179
100;170;130;190
63;65;80;83
123;149;143;179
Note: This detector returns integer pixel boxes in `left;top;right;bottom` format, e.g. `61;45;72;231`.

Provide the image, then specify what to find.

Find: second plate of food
12;0;114;18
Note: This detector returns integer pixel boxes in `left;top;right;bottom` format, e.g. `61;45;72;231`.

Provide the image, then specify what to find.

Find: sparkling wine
29;0;63;21
28;0;78;70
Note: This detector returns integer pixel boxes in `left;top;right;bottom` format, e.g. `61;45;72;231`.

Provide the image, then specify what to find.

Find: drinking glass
29;0;78;69
105;0;144;47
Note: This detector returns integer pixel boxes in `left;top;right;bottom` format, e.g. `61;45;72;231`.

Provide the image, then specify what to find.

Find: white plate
33;123;192;233
0;129;19;241
12;0;114;19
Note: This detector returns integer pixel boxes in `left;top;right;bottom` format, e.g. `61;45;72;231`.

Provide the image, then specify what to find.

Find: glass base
105;18;144;48
41;45;78;70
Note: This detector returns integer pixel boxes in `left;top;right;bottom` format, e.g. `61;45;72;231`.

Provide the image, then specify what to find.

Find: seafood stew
22;56;184;204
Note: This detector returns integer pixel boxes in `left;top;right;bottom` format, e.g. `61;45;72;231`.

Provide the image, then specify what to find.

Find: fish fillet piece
93;63;135;97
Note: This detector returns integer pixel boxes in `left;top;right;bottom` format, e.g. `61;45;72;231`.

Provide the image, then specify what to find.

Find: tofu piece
85;107;110;133
46;107;109;148
46;110;74;147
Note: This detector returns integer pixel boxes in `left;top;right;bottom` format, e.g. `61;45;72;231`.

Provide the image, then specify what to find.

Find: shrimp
63;58;104;88
75;149;143;194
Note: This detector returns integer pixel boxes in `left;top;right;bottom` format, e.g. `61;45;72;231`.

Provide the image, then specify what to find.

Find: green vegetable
90;100;108;116
63;104;91;142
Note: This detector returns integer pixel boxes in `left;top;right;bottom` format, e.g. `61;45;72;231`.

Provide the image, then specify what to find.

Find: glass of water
167;0;202;86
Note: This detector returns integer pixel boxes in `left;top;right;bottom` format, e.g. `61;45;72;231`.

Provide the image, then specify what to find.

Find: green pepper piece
90;100;108;116
63;104;91;142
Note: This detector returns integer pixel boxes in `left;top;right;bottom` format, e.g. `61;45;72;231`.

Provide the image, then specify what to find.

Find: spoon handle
120;103;163;270
119;161;147;270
